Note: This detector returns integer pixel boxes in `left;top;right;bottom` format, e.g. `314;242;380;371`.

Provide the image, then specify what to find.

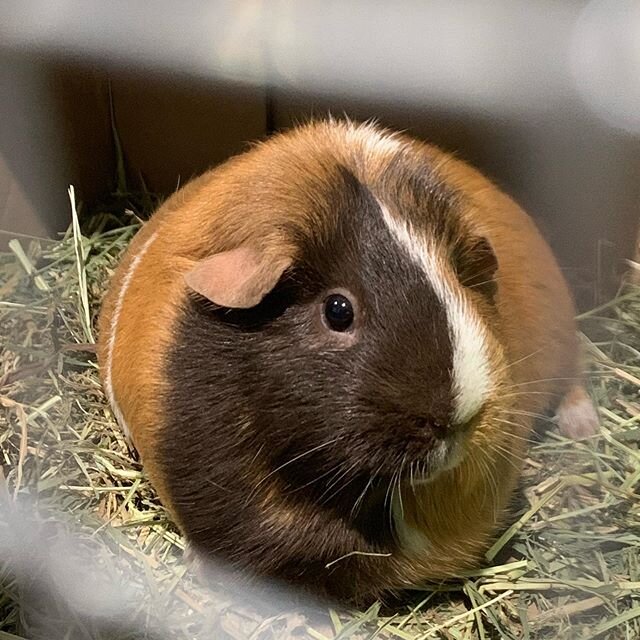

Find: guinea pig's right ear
453;236;498;300
184;246;292;309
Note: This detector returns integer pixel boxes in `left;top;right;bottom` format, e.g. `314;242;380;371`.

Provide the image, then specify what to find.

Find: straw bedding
0;195;638;639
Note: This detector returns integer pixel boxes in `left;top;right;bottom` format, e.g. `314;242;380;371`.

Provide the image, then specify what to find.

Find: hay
0;195;638;639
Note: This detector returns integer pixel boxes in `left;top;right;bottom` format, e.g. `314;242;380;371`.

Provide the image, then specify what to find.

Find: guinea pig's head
167;121;509;529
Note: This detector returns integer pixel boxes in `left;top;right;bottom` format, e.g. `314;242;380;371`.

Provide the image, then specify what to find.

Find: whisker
474;456;489;510
493;349;544;376
506;409;557;424
396;454;408;521
384;468;400;532
487;442;525;469
350;463;383;519
495;390;553;399
248;437;340;501
492;418;538;442
284;460;346;495
493;432;536;447
317;459;362;505
409;461;416;496
477;454;499;520
498;376;587;391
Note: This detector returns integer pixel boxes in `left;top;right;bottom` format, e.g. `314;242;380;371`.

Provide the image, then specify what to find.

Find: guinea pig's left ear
453;236;498;299
184;246;292;309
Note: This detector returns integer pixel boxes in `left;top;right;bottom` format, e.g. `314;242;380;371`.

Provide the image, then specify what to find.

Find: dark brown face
159;162;493;576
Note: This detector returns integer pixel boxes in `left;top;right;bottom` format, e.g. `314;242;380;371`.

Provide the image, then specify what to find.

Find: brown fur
98;119;594;603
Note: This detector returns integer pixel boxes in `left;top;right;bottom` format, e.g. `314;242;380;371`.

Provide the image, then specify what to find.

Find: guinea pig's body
98;120;598;604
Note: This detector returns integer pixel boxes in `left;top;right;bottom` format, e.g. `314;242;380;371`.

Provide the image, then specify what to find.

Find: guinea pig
98;119;599;605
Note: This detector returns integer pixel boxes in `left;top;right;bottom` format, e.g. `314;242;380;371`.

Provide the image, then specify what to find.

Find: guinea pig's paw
556;385;600;440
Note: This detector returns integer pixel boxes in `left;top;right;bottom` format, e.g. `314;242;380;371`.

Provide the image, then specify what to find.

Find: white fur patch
103;231;158;439
378;202;492;425
343;120;405;159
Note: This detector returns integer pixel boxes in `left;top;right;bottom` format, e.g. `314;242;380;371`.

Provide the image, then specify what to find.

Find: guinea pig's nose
414;416;449;438
431;420;448;435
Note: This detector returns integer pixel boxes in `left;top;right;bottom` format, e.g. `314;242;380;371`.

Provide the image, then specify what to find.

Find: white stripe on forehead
377;201;492;424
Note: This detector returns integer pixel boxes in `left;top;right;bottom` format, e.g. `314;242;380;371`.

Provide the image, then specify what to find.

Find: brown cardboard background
109;73;267;196
0;62;268;248
0;57;72;248
49;65;114;208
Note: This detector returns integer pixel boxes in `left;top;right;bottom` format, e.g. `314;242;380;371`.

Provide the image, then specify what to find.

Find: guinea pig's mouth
402;434;467;486
401;407;490;484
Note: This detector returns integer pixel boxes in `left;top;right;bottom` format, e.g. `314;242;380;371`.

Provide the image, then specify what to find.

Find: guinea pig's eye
323;294;354;332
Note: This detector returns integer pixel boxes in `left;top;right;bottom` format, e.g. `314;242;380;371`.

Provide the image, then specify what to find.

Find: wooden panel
0;57;74;247
0;60;269;245
49;64;114;207
0;151;49;250
110;72;268;196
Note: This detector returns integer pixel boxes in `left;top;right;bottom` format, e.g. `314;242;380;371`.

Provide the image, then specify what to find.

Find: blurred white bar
0;0;638;129
570;0;640;134
0;500;316;638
